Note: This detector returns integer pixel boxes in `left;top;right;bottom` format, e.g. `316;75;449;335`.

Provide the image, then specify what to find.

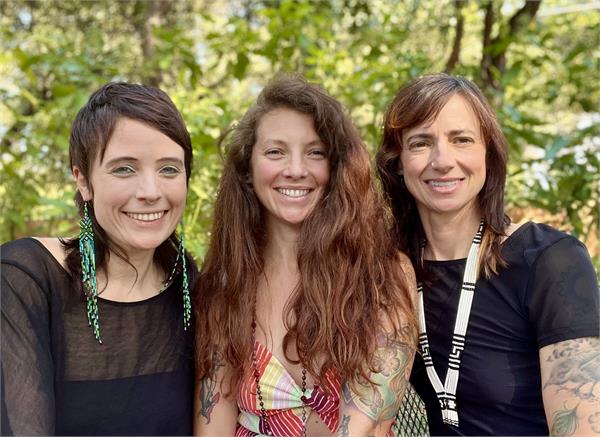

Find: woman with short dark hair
1;82;196;435
377;73;599;435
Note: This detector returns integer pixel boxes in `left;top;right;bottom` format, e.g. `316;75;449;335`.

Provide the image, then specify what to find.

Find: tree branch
480;0;542;95
444;0;465;73
135;0;174;87
480;0;496;90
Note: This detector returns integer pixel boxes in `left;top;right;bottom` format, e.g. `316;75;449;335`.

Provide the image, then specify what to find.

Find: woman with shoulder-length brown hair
376;73;599;435
194;74;418;437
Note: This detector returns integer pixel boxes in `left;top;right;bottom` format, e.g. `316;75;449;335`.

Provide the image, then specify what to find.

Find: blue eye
111;166;135;176
160;165;182;176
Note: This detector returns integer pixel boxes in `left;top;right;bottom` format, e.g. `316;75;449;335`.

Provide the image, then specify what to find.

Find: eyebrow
261;138;324;147
405;133;434;143
447;129;478;136
405;129;478;142
102;156;185;167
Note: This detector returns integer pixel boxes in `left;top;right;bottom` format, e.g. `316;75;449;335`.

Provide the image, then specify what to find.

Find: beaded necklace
251;298;308;437
417;219;484;427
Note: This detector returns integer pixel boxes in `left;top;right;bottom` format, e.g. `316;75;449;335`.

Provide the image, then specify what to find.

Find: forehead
255;107;318;142
99;117;184;163
404;94;481;137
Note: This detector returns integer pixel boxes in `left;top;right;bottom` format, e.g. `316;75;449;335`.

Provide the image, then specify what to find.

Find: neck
263;236;299;278
419;208;482;261
97;248;163;301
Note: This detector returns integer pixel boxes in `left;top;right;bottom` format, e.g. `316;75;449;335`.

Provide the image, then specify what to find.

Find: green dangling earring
160;221;191;330
180;220;191;330
79;201;102;343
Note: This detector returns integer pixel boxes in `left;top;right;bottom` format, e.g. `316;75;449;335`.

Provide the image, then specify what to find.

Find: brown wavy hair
195;74;416;391
376;73;510;279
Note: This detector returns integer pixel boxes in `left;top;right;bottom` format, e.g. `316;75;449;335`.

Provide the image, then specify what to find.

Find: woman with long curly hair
194;74;417;437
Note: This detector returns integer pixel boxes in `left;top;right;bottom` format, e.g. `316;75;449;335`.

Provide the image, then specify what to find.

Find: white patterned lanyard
417;219;484;427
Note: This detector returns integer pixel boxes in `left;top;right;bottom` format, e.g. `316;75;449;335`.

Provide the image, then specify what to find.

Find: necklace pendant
442;409;459;426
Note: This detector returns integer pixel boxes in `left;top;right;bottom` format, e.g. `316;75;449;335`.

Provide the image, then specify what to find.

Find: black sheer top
1;238;195;435
410;222;599;435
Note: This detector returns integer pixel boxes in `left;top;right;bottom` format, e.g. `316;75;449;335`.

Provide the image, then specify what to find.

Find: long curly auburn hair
195;74;416;392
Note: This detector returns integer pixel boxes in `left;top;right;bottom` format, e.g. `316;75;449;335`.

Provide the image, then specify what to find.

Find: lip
123;210;167;223
425;178;465;193
275;187;314;199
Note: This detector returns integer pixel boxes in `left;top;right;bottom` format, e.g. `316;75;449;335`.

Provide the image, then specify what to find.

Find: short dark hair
377;73;510;278
64;82;194;287
70;82;193;210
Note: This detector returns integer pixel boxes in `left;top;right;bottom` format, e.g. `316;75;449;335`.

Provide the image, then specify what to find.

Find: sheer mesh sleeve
1;260;55;435
525;236;600;348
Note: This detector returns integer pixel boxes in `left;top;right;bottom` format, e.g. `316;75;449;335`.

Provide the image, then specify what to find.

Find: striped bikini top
236;341;340;437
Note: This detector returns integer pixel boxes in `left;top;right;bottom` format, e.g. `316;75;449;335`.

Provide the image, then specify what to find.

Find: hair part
63;82;194;293
195;73;416;392
376;73;510;279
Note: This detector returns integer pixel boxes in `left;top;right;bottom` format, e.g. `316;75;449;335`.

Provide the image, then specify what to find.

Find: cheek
250;160;278;187
315;162;330;186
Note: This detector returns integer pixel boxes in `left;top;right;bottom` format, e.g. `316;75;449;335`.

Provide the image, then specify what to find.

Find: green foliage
1;0;598;269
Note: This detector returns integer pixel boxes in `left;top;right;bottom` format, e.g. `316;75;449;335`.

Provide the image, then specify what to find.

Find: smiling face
400;94;486;221
250;107;330;232
74;117;187;256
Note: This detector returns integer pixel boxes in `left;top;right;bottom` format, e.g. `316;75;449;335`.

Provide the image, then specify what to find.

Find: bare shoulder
396;251;415;279
32;237;68;269
396;251;417;294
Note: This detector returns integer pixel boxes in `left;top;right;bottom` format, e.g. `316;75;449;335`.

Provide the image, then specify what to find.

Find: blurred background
1;0;598;270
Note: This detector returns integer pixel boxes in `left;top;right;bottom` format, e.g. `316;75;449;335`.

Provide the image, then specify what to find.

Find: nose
135;173;162;203
430;140;455;173
282;155;308;179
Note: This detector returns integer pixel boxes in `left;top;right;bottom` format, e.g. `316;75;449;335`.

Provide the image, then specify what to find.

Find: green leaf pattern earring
79;201;102;343
79;202;191;343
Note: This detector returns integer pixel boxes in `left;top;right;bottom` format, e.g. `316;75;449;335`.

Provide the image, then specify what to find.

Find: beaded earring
160;220;191;330
79;201;102;343
180;220;192;330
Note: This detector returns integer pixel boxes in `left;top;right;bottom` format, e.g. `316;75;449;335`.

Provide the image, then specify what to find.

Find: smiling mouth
428;180;459;187
125;211;166;222
276;188;311;198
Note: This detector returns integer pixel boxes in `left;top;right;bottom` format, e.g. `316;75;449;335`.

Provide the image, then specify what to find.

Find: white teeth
126;211;164;222
277;188;310;198
430;180;458;187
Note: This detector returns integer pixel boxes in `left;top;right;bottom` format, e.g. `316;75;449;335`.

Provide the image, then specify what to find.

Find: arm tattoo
589;412;600;433
338;414;351;437
550;403;579;437
342;330;414;422
198;352;225;424
544;337;600;401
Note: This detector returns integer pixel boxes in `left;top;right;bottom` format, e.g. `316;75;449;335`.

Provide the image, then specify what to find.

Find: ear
72;167;92;201
397;161;403;176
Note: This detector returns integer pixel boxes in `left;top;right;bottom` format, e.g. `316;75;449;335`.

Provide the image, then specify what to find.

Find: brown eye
409;141;429;150
455;137;474;144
